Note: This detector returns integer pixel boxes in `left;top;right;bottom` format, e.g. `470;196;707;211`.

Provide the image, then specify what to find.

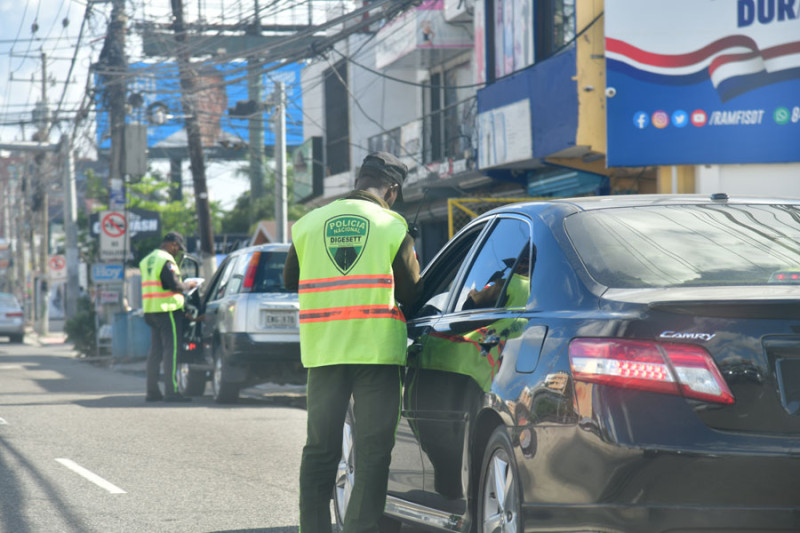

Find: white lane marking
55;458;127;494
0;417;7;425
0;364;25;370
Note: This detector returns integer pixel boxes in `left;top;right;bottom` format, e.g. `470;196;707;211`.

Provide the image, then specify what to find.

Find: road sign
48;255;67;281
99;210;129;262
91;264;124;284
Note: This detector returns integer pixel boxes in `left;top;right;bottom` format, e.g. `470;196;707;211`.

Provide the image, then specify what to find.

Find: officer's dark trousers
145;310;184;397
299;364;401;533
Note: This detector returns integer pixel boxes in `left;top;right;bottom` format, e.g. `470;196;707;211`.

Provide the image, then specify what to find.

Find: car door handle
408;341;424;356
479;335;501;352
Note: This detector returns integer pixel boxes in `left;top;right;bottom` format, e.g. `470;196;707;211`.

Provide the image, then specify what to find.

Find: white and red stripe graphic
605;1;800;101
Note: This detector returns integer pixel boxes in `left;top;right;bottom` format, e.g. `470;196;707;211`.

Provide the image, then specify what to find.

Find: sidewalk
23;317;70;347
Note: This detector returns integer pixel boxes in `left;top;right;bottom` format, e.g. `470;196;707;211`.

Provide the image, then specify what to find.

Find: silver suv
178;243;301;403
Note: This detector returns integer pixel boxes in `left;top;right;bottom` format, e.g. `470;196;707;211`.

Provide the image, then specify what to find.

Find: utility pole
61;135;79;317
103;0;127;211
171;0;216;278
248;0;266;201
36;52;50;336
272;81;287;243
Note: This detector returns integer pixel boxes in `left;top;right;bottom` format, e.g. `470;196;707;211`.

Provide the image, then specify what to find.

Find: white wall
300;58;327;139
347;33;424;169
696;163;800;199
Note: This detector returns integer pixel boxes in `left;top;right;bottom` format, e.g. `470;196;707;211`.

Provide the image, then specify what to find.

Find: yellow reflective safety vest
292;198;408;367
140;249;185;313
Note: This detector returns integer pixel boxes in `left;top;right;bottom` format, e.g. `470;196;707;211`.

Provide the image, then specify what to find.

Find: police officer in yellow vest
140;231;198;403
283;152;422;533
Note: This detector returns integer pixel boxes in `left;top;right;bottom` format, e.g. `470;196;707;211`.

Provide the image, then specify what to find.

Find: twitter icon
672;110;688;128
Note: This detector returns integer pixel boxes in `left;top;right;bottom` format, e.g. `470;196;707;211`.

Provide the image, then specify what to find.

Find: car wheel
177;363;206;396
477;426;521;533
212;352;240;403
332;401;402;533
9;333;23;344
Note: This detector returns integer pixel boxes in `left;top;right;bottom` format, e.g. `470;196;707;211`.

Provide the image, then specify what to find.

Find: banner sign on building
605;0;800;166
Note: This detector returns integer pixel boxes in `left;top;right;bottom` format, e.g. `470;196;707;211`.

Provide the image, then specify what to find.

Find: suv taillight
569;338;734;405
241;252;261;293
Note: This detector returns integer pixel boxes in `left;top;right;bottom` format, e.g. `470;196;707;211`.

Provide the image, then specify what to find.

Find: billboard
605;0;800;166
96;61;304;155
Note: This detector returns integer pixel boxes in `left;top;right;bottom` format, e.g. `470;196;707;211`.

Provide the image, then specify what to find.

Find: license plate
260;310;297;329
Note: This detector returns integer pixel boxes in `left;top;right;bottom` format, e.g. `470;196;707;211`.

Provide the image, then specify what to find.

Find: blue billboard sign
605;0;800;167
96;61;303;154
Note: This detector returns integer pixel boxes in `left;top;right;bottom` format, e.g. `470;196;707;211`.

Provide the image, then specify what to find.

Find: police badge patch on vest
325;215;370;274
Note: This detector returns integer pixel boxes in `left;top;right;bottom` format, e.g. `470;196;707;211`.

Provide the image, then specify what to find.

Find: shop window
485;0;574;81
423;61;476;164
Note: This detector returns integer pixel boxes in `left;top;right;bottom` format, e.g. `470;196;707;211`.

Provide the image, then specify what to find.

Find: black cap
359;151;408;188
162;231;186;251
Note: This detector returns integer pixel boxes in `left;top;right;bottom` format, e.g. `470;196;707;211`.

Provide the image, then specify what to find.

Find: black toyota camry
334;194;800;533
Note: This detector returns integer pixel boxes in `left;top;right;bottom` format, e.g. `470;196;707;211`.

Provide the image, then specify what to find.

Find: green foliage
126;173;224;263
219;159;309;234
64;296;97;357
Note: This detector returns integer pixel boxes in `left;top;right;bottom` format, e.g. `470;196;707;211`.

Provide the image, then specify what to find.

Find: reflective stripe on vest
139;249;184;313
293;198;408;368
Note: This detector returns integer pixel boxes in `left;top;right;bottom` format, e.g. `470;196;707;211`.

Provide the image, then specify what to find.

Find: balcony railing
367;95;478;175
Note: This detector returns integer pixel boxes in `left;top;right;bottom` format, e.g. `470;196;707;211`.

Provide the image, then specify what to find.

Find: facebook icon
633;112;650;129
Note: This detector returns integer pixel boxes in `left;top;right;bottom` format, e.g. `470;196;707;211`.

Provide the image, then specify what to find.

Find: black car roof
485;193;800;217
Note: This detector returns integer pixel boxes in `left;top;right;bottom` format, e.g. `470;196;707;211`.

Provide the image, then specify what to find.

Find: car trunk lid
603;286;800;435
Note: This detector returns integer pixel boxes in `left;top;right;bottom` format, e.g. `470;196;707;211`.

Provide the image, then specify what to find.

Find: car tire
332;400;402;533
9;333;23;344
212;352;240;403
177;363;206;396
477;426;521;533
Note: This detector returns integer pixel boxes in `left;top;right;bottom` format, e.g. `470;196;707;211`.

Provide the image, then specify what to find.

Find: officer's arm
283;243;300;291
393;233;422;307
160;261;190;293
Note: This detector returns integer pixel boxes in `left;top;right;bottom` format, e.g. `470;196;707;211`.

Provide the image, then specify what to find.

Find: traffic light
228;100;260;117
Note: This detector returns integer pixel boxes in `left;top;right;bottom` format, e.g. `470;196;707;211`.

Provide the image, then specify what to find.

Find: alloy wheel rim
482;449;519;533
334;416;355;521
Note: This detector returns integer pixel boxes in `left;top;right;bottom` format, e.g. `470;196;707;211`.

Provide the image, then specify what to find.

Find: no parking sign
99;211;129;262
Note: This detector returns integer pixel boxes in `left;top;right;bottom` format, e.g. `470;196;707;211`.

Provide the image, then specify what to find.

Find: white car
177;243;301;403
0;292;24;343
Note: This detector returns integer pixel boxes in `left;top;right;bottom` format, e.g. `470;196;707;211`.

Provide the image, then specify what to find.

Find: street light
145;101;193;126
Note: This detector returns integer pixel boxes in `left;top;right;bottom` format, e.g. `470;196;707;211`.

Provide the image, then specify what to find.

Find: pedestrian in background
140;231;197;403
283;152;422;532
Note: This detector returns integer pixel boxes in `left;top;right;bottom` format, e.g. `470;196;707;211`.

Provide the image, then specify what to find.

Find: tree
220;158;309;234
126;172;224;263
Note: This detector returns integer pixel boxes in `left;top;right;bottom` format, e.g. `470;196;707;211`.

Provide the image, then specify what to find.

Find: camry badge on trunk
660;331;716;341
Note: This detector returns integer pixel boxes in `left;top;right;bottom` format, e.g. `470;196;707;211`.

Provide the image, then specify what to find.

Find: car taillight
241;252;261;293
569;338;734;405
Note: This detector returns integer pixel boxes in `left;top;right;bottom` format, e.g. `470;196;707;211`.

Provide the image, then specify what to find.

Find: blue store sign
605;0;800;167
92;264;124;284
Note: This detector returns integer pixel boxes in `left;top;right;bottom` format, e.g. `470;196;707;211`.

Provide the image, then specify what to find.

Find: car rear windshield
0;294;19;307
565;204;800;288
254;251;291;293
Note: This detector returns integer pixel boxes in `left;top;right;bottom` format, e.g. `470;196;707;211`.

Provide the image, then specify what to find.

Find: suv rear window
565;204;800;288
253;251;291;293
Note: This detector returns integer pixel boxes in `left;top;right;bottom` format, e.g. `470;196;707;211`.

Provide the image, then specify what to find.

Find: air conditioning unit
444;0;474;23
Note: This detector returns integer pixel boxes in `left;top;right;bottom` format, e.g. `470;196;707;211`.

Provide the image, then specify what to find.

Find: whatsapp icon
774;107;790;125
